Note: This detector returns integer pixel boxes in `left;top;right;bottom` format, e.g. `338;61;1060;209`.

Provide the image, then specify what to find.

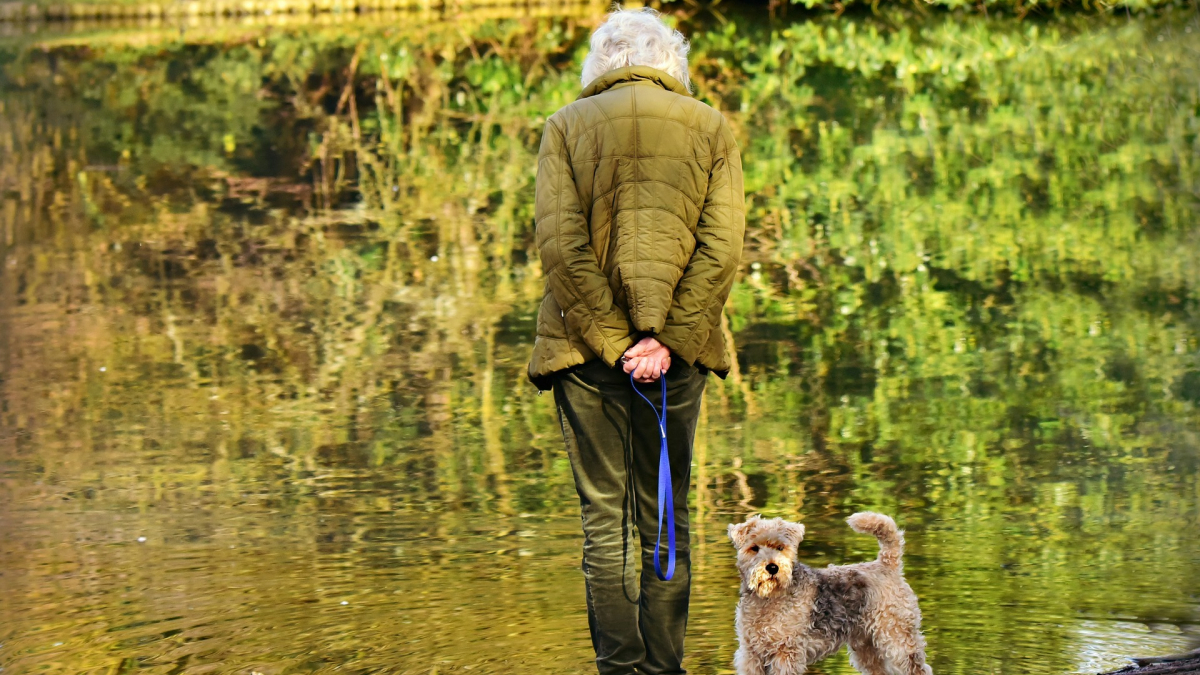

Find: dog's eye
748;545;759;553
773;544;786;551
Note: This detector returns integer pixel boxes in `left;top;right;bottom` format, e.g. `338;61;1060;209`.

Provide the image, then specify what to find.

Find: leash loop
630;371;675;581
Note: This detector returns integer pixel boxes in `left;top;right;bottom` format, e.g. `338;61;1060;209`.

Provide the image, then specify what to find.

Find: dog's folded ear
727;514;760;548
783;521;806;546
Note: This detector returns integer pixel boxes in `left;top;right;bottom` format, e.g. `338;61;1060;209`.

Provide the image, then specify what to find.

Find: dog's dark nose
765;563;779;576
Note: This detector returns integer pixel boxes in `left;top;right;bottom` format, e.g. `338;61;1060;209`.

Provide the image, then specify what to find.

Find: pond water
1;7;1199;675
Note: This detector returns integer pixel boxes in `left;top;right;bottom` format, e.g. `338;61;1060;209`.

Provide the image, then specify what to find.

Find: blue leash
630;371;675;581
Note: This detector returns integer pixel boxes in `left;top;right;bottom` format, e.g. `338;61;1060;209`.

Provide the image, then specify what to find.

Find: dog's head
728;514;805;598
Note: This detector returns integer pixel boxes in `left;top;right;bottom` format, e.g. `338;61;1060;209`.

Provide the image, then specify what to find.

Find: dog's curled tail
846;511;904;569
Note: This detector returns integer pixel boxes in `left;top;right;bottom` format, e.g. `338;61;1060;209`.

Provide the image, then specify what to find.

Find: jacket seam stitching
561;154;707;162
631;85;640;328
674;134;734;356
591;179;703;211
549;119;623;360
620;205;691;226
621;275;678;287
566;110;696;139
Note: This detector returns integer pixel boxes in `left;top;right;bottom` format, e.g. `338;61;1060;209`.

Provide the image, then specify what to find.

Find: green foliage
693;14;1200;466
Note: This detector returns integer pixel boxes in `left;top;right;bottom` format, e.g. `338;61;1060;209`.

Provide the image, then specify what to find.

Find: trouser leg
555;368;643;675
631;363;705;675
555;360;707;675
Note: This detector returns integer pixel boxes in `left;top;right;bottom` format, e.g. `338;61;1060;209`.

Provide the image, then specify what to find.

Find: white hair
580;8;690;90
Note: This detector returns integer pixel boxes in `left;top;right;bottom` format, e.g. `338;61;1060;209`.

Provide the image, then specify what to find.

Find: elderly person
527;8;745;675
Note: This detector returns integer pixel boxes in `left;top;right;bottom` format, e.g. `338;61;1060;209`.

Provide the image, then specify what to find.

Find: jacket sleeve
535;117;635;366
655;118;746;364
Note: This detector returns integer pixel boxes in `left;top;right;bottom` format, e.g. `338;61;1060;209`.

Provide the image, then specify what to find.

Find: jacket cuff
655;325;701;365
593;333;636;368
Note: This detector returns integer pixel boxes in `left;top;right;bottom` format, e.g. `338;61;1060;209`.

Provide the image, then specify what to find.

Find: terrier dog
728;512;932;675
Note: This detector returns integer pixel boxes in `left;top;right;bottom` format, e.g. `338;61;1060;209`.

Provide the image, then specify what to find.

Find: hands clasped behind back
623;336;672;383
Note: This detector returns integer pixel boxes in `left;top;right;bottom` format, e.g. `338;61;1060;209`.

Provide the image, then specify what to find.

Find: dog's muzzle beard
745;559;792;598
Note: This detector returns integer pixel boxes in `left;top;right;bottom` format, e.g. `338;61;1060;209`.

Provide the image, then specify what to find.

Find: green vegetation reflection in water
0;9;1198;675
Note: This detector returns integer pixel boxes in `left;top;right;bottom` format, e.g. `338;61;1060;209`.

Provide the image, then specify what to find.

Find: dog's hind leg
905;652;933;675
865;579;931;675
847;635;889;675
872;623;932;675
734;647;767;675
766;652;808;675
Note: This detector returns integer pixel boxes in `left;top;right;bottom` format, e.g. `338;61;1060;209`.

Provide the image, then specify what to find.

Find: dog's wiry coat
728;512;932;675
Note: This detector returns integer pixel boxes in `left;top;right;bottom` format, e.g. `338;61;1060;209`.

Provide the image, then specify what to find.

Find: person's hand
622;337;671;383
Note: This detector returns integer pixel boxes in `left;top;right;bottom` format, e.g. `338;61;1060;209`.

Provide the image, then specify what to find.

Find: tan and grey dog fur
728;512;932;675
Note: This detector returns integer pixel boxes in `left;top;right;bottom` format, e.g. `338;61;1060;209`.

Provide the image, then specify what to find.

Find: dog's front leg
767;649;808;675
734;647;768;675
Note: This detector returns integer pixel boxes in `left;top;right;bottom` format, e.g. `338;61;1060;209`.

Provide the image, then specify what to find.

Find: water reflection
1;8;1199;675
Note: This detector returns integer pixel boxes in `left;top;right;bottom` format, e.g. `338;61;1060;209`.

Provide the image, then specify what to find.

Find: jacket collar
579;66;691;100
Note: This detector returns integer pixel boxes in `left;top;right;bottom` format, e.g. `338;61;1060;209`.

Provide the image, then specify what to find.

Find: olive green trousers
553;360;707;675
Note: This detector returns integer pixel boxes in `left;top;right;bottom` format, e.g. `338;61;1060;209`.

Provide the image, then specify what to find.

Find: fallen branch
1100;648;1200;675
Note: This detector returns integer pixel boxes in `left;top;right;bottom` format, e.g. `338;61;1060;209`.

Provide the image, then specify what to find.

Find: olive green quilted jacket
527;66;746;388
